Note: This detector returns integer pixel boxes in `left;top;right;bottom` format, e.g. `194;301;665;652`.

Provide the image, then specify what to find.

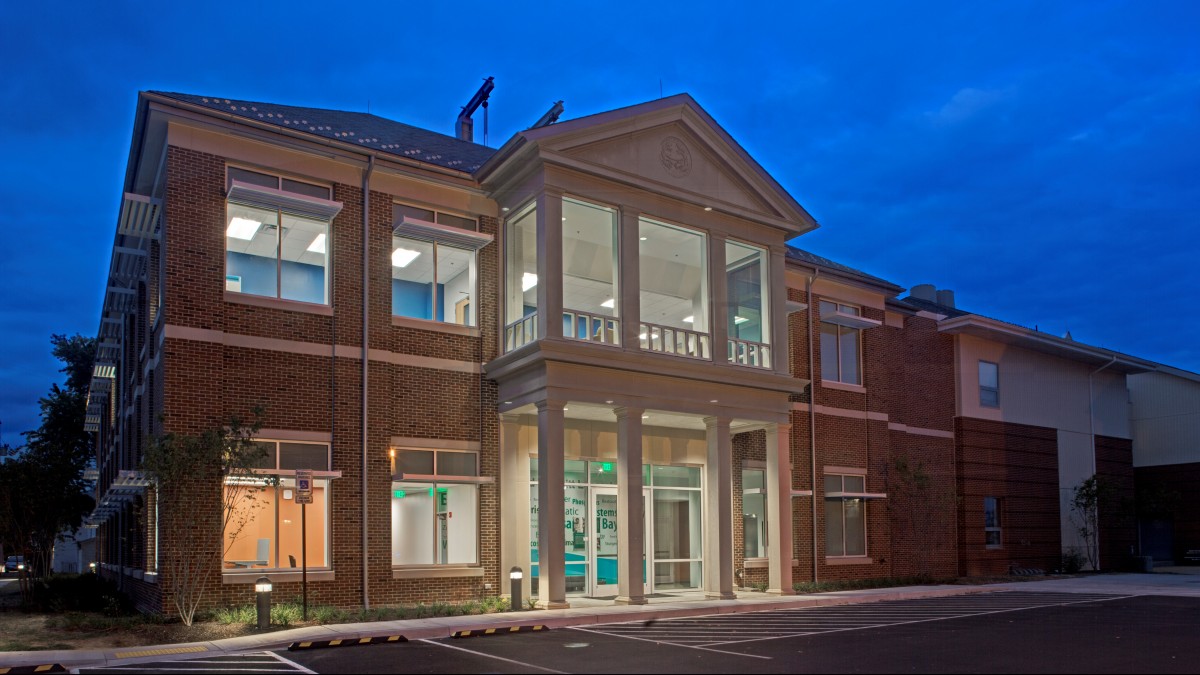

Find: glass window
652;489;703;589
819;301;863;385
743;468;767;559
589;461;617;486
225;203;280;298
393;203;476;231
984;497;1002;548
651;465;701;488
390;236;475;326
979;361;1000;407
278;442;328;471
562;198;619;342
825;474;867;557
505;204;538;350
223;478;329;570
391;450;481;566
228;167;278;190
726;241;769;344
639;218;710;358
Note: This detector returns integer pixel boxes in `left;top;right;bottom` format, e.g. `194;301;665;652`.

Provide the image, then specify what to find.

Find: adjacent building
83;88;1197;614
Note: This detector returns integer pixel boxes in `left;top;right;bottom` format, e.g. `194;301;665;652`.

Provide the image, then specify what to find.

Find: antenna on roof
531;101;564;130
457;76;494;145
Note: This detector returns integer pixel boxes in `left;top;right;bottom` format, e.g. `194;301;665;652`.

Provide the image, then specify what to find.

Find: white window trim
979;360;1000;408
824;473;869;559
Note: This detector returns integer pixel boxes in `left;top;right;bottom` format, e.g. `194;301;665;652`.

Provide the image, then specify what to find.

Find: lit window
392;449;479;566
639;217;710;359
391;235;476;326
562;198;619;345
222;441;330;571
984;497;1002;548
225;167;332;305
979;361;1000;407
743;468;767;559
820;301;862;385
825;474;866;557
505;204;538;351
727;241;770;368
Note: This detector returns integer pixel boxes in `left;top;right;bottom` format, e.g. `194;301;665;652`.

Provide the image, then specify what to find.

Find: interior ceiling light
704;206;713;211
683;315;694;323
226;217;261;240
601;299;615;308
638;332;648;340
639;236;647;241
734;316;749;324
392;247;421;267
307;233;326;254
522;272;538;291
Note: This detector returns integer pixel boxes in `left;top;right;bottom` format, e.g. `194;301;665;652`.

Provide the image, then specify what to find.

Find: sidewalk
0;583;1003;670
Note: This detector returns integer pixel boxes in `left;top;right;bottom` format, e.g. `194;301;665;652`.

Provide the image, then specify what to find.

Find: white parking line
421;638;569;674
568;626;774;660
264;651;317;674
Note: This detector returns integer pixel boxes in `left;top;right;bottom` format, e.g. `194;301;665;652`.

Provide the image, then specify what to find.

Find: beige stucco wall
1129;370;1200;467
955;334;1131;439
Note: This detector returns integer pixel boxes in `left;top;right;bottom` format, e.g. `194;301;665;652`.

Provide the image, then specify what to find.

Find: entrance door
591;487;650;597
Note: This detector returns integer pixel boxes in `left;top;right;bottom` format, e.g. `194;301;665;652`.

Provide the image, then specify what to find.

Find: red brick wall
955;417;1061;575
143;145;502;612
1095;435;1135;569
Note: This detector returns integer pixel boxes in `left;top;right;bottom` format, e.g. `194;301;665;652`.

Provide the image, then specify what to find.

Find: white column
536;400;569;609
614;406;646;605
703;416;736;599
619;207;642;351
499;414;530;601
536;190;563;340
709;233;728;361
766;423;795;595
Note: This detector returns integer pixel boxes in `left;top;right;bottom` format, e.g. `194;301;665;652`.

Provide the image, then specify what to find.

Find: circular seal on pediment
659;136;692;178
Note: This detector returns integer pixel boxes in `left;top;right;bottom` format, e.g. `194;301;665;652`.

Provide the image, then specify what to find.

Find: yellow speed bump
451;624;548;638
0;665;67;674
287;635;408;651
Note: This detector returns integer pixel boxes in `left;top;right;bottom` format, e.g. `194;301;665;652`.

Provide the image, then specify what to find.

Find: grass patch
212;596;512;628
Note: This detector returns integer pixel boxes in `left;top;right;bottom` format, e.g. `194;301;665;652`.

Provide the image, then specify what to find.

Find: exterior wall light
256;576;273;629
510;566;523;611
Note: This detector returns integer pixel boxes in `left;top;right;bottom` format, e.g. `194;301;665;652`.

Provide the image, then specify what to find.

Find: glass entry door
590;487;650;597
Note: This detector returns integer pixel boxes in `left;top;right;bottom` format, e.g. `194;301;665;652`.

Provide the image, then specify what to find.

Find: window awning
393;216;494;250
118;193;161;240
820;307;883;330
825;491;888;500
790;489;814;498
392;473;495;484
227;180;344;221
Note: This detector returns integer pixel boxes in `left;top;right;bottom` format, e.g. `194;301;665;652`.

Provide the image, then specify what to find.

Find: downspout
1087;354;1118;570
806;269;820;583
361;156;375;610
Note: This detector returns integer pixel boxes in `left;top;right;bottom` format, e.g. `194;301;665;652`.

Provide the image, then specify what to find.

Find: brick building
83;88;1191;614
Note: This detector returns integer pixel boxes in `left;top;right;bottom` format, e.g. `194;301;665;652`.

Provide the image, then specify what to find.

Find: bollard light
255;576;272;629
509;566;523;612
89;562;97;573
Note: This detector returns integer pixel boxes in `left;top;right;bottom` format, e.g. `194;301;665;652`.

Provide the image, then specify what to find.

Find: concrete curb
0;583;1008;670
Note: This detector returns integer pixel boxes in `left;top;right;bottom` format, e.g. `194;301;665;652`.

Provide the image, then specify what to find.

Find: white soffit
820;307;883;330
938;315;1154;373
227;180;344;221
393;216;494;250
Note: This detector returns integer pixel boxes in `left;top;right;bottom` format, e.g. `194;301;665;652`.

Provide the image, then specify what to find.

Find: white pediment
521;97;815;232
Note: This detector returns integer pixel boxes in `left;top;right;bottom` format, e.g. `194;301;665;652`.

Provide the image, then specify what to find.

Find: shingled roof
151;91;497;174
785;246;903;292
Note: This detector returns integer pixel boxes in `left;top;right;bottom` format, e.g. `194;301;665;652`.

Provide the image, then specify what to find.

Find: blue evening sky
1;1;1197;440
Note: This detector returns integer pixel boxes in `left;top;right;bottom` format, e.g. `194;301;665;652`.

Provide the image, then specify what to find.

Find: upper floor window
820;301;862;385
504;204;538;350
391;236;476;326
562;198;619;344
979;360;1000;407
224;167;337;306
639;217;710;359
727;241;770;368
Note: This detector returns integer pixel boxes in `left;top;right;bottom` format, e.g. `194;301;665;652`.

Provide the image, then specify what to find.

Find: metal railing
563;309;620;346
728;338;772;369
504;314;538;352
639;322;711;360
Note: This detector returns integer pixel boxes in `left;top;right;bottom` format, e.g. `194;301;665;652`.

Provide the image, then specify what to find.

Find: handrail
639;322;710;360
504;314;538;352
728;338;772;369
563;309;620;346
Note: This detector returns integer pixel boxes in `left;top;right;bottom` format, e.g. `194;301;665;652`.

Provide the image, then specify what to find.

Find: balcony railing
504;314;537;352
639;322;710;360
728;338;771;369
563;309;620;346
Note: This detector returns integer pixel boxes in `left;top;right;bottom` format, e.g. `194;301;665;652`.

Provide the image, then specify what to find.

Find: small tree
1069;475;1116;572
141;407;276;625
888;455;955;578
